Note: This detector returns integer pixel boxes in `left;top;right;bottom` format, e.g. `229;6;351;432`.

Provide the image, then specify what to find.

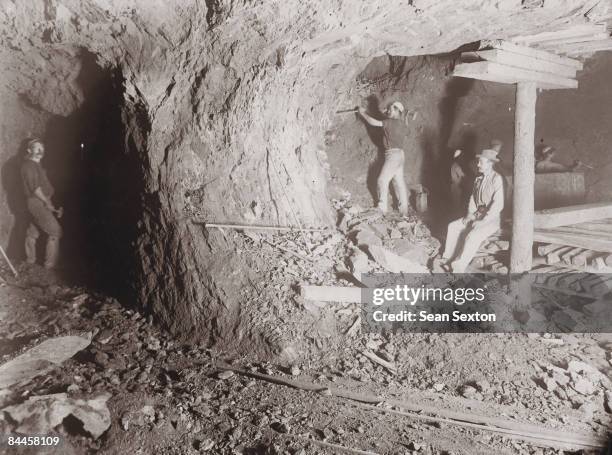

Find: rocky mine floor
1;205;612;454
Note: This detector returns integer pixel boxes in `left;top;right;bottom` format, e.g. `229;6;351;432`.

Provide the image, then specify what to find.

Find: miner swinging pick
441;148;504;273
358;101;409;215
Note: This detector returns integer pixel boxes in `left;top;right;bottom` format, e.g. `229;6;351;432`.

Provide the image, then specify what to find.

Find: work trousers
25;197;62;269
443;217;500;272
377;148;408;215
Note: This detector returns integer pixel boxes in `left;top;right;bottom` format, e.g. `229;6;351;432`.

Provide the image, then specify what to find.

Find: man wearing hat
441;148;504;273
358;101;409;215
21;138;62;269
535;145;582;173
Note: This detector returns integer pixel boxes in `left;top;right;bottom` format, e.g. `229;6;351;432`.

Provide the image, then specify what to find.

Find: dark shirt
21;160;54;198
381;118;405;150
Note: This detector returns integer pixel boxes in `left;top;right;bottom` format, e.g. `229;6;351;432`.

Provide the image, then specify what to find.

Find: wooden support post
510;81;537;273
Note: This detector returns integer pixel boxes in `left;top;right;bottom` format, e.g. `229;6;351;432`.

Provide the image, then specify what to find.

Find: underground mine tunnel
2;1;612;453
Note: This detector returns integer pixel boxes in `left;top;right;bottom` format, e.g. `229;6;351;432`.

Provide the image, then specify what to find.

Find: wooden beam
571;249;597;267
192;221;330;232
537;243;564;256
510;81;537;273
533;230;612;253
534;202;612;229
300;285;362;303
535;32;610;49
461;49;577;78
554;39;612;56
453;61;577;90
546;246;574;264
221;366;608;451
478;39;583;69
512;23;608;45
561;247;583;265
591;256;607;270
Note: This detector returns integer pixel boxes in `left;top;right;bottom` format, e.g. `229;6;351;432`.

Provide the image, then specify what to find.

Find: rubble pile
1;207;612;453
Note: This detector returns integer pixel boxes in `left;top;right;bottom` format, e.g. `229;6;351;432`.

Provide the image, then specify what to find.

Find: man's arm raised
357;107;383;127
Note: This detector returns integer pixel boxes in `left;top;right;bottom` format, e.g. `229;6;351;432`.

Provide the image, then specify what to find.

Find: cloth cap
26;138;43;153
476;148;500;163
390;101;405;113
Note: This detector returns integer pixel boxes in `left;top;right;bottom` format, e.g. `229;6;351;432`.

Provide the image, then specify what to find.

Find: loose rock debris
1;205;612;453
0;335;91;388
4;393;111;439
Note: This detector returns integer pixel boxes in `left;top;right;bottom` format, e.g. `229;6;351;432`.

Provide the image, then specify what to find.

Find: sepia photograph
2;1;612;453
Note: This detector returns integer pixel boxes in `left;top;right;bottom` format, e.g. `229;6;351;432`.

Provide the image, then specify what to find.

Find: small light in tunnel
81;143;84;149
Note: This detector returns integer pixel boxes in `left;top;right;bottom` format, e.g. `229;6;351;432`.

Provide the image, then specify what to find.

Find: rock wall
0;0;608;344
324;54;465;222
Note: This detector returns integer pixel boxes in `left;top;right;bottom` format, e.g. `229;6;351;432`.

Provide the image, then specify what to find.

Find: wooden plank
301;285;362;303
461;49;577;78
546;226;612;238
536;32;610;49
546;246;574;264
221;366;607;451
534;230;612;253
561;247;584;265
512;24;608;45
193;221;330;232
537;243;564;256
510;81;537;273
555;39;612;56
453;61;577;90
531;265;559;273
534;202;612;229
570;221;612;233
540;227;612;239
591;256;607;270
479;39;583;69
571;249;597;267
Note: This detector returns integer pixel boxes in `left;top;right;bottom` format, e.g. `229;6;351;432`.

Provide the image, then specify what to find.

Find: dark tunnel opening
2;50;145;305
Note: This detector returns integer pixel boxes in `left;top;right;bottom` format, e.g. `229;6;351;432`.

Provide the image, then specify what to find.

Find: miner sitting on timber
441;148;504;273
357;101;408;215
21;138;62;269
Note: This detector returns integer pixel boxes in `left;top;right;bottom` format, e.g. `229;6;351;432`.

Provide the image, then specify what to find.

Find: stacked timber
511;23;612;57
531;204;612;271
470;237;509;273
531;263;612;298
455;40;581;90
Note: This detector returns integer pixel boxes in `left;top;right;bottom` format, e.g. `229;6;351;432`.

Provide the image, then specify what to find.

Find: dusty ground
1;206;612;454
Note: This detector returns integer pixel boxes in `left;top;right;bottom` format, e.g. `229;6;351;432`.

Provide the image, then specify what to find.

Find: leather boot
25;236;37;264
44;236;60;269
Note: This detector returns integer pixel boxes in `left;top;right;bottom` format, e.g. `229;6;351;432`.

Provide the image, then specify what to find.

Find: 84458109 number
5;435;61;446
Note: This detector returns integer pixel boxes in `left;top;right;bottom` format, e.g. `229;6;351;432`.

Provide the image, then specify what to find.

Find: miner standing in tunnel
21;138;62;269
358;101;409;215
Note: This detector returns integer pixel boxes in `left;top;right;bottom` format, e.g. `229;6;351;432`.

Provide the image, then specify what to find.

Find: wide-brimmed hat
476;148;500;162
